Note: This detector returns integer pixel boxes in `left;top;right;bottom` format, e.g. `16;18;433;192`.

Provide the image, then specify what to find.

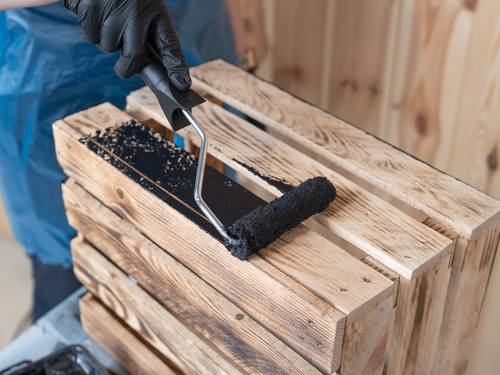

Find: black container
0;345;110;375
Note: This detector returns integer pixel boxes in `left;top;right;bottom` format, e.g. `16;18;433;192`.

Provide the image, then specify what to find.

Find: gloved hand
64;0;191;90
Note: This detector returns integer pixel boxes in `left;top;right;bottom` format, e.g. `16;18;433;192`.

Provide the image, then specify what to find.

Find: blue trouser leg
31;255;82;321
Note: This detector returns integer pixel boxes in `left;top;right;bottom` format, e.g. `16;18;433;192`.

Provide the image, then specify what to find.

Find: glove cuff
64;0;80;14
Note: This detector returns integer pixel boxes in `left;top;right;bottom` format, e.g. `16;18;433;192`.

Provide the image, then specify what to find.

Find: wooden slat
79;293;179;375
361;256;400;307
423;217;459;243
72;237;241;375
422;217;500;374
53;105;395;373
273;0;328;105
432;221;500;374
465;237;500;374
326;0;400;137
443;0;500;199
358;220;456;375
340;296;394;375
236;0;268;66
189;59;500;240
386;0;500;201
127;88;453;280
386;253;452;375
63;179;322;375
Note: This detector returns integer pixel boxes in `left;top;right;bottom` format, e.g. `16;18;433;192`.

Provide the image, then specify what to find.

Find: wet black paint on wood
79;120;266;242
231;159;295;194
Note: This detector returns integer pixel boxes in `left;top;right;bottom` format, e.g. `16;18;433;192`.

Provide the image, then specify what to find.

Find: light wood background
246;1;499;374
254;0;500;201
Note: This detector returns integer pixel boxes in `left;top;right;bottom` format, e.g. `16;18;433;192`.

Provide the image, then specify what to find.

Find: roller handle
139;46;205;132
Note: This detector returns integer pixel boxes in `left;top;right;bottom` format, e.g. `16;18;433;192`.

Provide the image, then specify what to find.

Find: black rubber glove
64;0;191;90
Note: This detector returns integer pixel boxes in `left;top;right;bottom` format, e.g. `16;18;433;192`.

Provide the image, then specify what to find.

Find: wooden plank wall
250;1;500;373
255;0;500;201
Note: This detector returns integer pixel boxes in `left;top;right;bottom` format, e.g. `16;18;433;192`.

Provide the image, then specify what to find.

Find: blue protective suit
0;0;236;267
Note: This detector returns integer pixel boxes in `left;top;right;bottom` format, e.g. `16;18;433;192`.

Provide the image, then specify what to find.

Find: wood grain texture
72;237;240;375
127;88;453;280
64;179;322;375
443;0;500;200
465;237;500;374
189;59;500;240
273;0;328;105
79;293;178;375
388;0;500;201
423;217;459;244
386;254;452;375
340;297;394;375
326;0;399;137
235;0;268;65
52;106;387;373
432;221;500;375
361;256;400;308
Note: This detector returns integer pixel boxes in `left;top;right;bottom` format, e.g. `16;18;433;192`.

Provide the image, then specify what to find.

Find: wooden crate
54;60;500;375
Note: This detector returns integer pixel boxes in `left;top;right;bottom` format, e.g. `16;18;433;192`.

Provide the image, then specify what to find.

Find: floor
0;235;33;351
0;287;125;373
0;195;33;352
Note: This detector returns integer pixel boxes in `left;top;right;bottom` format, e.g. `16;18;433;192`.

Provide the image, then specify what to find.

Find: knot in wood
464;0;477;10
416;114;428;136
487;146;498;172
117;189;124;199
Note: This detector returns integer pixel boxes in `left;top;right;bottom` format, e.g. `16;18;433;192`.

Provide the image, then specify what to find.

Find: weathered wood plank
127;88;453;280
422;218;500;374
64;179;322;375
79;293;179;375
432;221;500;375
189;59;500;240
340;297;394;375
386;254;452;375
465;236;500;374
72;237;241;375
53;106;393;372
361;256;400;308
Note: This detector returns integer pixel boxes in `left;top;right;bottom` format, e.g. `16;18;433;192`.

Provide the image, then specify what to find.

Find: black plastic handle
139;47;205;132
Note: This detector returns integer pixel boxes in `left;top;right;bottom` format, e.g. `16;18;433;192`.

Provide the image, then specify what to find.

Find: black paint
81;120;266;242
81;121;336;261
231;159;295;194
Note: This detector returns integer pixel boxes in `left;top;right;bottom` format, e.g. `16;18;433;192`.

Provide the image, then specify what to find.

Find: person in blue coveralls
0;0;236;320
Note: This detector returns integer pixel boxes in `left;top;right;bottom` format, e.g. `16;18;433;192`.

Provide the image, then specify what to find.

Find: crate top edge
189;59;500;241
